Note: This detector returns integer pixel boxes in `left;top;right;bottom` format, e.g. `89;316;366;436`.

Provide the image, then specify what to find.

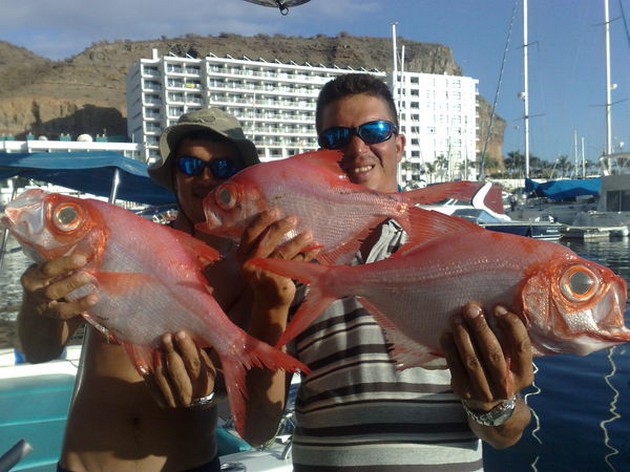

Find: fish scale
249;206;630;364
200;149;483;264
1;188;309;438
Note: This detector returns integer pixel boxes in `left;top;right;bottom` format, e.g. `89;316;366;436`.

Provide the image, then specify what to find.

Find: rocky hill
0;33;504;160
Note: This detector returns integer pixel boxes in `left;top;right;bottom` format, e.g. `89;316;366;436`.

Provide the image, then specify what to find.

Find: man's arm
17;254;96;363
237;210;316;446
441;303;534;449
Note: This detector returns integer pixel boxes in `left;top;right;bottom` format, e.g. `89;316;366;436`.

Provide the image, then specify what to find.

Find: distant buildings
126;50;479;187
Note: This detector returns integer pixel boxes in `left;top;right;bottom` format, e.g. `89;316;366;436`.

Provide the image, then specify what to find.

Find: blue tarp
0;151;176;205
525;178;601;201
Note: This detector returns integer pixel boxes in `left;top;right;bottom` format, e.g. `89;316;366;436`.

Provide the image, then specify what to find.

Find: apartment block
126;50;479;187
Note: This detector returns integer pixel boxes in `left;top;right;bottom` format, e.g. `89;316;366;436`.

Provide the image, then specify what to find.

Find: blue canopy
0;151;175;206
525;178;601;201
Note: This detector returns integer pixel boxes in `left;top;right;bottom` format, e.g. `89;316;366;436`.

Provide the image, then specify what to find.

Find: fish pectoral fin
123;343;156;377
358;297;446;370
94;272;158;295
388;336;447;370
82;312;122;344
317;238;362;265
164;225;221;265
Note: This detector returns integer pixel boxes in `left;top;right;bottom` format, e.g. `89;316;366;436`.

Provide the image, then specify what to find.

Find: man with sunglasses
242;74;534;471
15;108;309;472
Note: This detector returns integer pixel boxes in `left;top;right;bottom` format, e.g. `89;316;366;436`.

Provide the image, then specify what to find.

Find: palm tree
435;155;449;182
556;155;572;178
504;151;526;178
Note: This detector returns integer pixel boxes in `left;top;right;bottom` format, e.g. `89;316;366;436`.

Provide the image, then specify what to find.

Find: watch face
463;395;517;426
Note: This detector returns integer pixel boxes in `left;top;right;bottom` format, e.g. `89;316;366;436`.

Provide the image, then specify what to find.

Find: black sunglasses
175;156;243;180
318;120;398;150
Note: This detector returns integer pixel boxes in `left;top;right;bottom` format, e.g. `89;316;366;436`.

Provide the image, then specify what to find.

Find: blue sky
1;0;629;164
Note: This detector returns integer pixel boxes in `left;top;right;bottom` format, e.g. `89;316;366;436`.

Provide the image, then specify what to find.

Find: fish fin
401;181;484;205
219;331;309;437
358;297;446;369
247;257;340;346
82;312;121;344
396;206;484;255
292;150;347;180
317;220;389;265
122;343;156;377
279;287;338;347
163;225;222;265
92;272;158;295
317;238;362;265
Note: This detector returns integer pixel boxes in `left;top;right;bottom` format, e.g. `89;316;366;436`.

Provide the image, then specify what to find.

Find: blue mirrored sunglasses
175;156;242;180
318;120;398;150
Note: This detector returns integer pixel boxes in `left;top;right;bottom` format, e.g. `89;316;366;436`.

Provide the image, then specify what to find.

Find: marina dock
561;225;629;240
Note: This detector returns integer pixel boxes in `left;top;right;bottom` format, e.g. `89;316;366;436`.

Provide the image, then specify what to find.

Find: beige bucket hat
149;107;259;190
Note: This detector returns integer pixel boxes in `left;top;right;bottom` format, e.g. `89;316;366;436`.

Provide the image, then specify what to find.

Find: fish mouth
556;281;629;356
202;210;223;231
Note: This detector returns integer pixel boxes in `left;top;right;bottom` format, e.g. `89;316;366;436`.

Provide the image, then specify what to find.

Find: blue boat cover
525;178;601;201
0;151;175;205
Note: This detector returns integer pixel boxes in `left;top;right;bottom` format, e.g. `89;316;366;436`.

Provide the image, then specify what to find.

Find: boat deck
0;358;78;471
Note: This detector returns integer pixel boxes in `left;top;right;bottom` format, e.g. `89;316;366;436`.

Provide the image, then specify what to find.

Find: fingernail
175;331;188;341
73;255;87;266
495;306;508;317
464;304;483;319
162;333;174;350
78;272;92;284
286;215;298;226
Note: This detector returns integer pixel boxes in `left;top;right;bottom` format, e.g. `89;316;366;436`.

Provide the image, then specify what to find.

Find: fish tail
276;290;337;347
246;257;340;347
402;181;480;205
222;334;309;437
221;357;249;437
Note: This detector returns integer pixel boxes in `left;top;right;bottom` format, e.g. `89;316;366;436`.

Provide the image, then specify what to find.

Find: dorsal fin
396;206;484;256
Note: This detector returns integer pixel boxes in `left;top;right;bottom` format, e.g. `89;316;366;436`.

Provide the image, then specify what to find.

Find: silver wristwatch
462;395;517;427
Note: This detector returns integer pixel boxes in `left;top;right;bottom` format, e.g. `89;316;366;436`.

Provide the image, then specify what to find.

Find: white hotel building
126;50;479;187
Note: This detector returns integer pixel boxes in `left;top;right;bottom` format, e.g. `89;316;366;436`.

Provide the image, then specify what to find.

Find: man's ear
396;134;406;163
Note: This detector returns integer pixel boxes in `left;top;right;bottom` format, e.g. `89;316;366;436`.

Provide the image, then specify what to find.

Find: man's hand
146;331;218;408
18;254;97;362
21;254;98;320
239;209;318;308
440;302;534;448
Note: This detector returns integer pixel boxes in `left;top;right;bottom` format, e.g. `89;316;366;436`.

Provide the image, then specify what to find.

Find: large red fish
1;189;309;436
248;207;630;364
200;150;493;264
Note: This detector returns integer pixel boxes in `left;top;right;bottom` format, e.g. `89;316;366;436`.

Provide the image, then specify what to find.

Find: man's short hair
315;73;399;133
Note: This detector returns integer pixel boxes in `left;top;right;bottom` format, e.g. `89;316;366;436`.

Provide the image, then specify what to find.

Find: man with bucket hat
15;107;312;471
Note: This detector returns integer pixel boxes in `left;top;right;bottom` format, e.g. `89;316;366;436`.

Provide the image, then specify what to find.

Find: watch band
462;394;517;427
188;391;216;408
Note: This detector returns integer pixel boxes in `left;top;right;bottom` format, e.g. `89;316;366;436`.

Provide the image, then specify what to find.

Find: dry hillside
0;33;504;160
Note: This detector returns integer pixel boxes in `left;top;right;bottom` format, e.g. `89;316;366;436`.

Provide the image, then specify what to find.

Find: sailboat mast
604;0;613;155
523;0;530;178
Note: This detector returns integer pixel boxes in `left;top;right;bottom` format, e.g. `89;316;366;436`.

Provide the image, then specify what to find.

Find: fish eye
53;203;83;232
559;264;600;302
216;184;237;210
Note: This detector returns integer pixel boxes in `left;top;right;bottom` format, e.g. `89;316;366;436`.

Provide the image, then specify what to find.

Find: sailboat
571;0;630;235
